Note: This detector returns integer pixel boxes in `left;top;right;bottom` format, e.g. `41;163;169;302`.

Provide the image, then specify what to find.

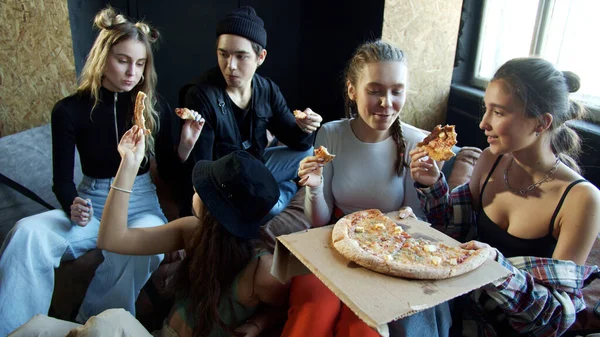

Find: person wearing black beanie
165;6;323;227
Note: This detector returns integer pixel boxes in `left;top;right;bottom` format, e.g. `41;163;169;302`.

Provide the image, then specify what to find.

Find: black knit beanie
216;6;267;48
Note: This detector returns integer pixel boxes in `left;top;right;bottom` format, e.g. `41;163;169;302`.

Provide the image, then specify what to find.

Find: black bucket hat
192;150;279;239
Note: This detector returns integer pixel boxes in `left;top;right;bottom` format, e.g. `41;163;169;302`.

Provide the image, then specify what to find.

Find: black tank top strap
548;179;588;235
480;155;504;202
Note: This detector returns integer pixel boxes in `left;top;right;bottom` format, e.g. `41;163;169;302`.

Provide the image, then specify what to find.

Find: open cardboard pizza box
271;212;511;336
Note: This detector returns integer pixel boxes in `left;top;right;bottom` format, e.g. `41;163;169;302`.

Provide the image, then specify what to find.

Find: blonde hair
77;6;161;155
344;40;408;176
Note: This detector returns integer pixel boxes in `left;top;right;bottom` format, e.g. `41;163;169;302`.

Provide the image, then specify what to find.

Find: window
473;0;600;116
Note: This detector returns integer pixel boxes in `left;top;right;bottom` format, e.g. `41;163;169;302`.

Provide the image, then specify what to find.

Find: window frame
467;0;600;122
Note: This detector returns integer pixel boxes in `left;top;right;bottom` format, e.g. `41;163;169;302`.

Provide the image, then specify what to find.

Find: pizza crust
332;209;489;280
332;217;390;274
315;145;336;164
134;91;151;135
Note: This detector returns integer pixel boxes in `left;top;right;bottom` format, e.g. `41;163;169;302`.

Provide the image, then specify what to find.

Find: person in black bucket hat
93;125;289;336
162;5;323;224
192;147;279;238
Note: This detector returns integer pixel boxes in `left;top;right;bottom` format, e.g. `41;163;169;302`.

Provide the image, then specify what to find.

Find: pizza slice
417;125;457;161
315;145;335;164
175;107;201;121
134;91;151;135
293;109;308;119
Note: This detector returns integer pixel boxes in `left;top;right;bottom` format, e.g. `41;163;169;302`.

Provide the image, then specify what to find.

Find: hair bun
94;6;127;30
562;71;580;93
135;22;160;43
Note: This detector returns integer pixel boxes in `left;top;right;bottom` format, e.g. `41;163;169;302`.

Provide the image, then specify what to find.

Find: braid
390;117;406;176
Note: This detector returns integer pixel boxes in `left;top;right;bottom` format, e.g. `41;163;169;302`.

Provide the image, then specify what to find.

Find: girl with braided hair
286;40;451;337
0;6;170;335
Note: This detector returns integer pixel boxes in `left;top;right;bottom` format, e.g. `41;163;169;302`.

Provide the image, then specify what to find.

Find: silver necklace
504;157;560;195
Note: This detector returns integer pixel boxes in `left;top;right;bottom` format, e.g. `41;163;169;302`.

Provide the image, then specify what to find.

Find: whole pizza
332;209;491;279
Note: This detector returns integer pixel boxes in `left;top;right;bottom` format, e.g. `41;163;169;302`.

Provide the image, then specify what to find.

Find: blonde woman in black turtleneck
0;6;176;335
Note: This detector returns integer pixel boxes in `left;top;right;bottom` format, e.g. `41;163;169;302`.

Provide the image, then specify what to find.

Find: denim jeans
388;302;452;337
261;145;313;224
0;172;166;336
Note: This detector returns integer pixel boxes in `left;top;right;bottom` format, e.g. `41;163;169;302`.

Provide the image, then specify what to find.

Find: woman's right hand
409;148;440;187
297;155;324;188
70;197;93;226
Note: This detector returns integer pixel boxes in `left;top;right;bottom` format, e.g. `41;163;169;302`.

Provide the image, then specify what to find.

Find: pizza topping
423;244;437;252
374;223;385;230
355;226;364;233
429;256;442;266
394;226;404;233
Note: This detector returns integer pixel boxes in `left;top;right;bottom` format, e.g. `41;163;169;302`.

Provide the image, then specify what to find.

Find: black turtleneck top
51;87;158;217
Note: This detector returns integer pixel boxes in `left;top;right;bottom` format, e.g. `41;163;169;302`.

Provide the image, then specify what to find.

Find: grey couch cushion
0;123;82;242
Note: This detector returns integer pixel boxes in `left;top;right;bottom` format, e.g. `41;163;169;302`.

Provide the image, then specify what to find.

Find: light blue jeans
0;172;166;336
261;145;313;224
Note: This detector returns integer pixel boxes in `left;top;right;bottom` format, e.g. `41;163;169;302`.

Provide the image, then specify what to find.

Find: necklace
504;157;560;195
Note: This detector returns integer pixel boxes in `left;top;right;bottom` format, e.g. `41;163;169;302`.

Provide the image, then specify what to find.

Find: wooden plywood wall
382;0;463;131
0;0;76;137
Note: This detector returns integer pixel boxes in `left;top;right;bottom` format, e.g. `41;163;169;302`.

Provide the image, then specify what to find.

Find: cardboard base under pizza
272;213;511;336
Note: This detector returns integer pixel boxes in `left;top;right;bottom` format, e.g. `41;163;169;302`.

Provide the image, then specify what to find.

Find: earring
139;74;145;85
535;131;540;137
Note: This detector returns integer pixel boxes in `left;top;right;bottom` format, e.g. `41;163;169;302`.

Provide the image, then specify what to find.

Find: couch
1;123;598;335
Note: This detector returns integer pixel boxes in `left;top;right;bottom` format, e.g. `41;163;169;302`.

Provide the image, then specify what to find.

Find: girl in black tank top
477;155;587;258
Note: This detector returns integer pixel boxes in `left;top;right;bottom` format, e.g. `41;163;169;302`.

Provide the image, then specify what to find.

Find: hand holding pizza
294;108;322;134
460;240;498;261
118;125;146;167
70;197;93;227
297;155;324;188
178;108;205;149
409;147;441;187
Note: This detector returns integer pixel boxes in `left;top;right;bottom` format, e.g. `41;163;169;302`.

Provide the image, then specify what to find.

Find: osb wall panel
0;0;76;137
382;0;463;131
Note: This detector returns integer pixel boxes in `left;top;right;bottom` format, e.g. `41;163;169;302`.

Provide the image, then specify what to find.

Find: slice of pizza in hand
314;145;335;164
332;209;491;280
175;107;202;122
417;124;458;161
134;91;151;135
293;109;308;120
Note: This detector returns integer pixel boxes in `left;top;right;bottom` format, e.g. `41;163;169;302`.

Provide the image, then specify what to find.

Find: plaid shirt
415;175;600;337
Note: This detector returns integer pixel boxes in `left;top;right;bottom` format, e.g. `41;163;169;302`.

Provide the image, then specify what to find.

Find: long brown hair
175;208;254;337
491;58;586;173
344;40;408;176
77;6;161;155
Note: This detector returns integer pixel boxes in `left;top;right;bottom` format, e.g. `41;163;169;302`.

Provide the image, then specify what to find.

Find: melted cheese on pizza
348;212;473;267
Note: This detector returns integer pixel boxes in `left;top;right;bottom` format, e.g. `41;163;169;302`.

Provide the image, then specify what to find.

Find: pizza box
271;212;511;336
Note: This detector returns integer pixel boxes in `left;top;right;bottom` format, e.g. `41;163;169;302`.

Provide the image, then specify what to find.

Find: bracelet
245;320;261;332
110;185;132;194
